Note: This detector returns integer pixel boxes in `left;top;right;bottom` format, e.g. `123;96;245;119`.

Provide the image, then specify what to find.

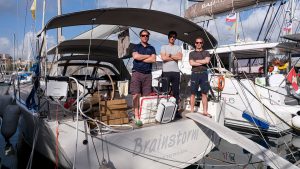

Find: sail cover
185;0;275;19
42;8;217;49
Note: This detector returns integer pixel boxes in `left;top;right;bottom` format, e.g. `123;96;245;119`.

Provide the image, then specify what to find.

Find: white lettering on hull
133;129;199;156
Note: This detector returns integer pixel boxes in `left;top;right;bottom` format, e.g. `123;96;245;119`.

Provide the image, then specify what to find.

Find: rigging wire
268;3;285;41
277;2;291;41
209;45;292;166
230;80;281;168
257;3;273;41
238;12;246;42
237;73;297;162
264;1;284;41
226;51;298;163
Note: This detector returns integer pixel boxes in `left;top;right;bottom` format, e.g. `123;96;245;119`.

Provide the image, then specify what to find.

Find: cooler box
155;102;177;123
139;95;175;124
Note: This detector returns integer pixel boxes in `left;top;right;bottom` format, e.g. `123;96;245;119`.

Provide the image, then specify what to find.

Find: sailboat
179;0;300;135
13;8;225;169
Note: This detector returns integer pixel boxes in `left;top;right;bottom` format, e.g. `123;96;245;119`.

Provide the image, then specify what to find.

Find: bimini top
43;8;217;49
47;39;134;58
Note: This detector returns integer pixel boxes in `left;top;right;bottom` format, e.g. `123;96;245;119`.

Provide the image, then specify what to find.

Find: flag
283;21;292;32
226;13;237;22
287;67;298;91
30;0;37;20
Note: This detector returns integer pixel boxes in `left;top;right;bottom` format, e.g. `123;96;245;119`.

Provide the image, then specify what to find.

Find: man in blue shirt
131;29;156;126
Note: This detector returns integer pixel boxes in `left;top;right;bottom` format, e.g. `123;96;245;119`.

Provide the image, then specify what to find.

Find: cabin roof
208;41;300;59
42;8;217;49
281;33;300;42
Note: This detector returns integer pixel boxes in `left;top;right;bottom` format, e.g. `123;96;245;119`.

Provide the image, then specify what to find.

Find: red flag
226;13;237;22
283;21;292;32
287;67;298;91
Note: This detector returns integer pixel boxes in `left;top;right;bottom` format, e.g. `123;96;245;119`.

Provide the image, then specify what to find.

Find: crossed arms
161;52;182;62
132;52;156;63
189;57;210;66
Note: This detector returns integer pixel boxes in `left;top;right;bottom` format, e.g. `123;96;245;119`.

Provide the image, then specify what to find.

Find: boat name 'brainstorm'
133;129;199;155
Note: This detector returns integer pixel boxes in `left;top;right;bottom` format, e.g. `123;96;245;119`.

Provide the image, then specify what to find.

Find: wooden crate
98;99;130;125
99;99;128;115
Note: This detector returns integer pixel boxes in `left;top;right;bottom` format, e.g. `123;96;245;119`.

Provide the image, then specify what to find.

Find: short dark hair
168;31;177;38
139;29;150;36
195;37;204;43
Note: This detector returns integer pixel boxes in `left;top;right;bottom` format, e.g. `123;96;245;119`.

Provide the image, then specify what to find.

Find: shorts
190;71;210;94
130;71;152;96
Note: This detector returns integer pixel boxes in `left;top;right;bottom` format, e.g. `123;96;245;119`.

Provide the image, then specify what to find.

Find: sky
0;0;299;60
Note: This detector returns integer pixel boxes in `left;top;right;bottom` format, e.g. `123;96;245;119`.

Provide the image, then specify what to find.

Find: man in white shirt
160;31;182;118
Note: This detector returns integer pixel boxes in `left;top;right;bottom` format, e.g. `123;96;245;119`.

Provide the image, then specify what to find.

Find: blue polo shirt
132;43;156;74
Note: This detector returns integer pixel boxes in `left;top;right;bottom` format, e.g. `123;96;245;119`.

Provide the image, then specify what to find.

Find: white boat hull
18;100;223;169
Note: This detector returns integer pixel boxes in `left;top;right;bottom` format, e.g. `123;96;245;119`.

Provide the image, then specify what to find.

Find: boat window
96;67;115;76
65;66;94;76
98;62;120;74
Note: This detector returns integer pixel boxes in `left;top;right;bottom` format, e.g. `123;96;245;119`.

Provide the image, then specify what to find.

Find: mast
13;34;16;72
42;0;47;77
57;0;62;43
290;0;295;34
235;12;239;42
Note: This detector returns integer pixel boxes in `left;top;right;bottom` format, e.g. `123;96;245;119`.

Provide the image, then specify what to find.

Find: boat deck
16;83;194;132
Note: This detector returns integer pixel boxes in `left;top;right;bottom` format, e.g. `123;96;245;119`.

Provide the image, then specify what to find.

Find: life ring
217;76;225;91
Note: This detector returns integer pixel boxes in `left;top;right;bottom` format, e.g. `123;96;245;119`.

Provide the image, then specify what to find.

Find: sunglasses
169;36;176;39
195;42;203;44
140;34;149;37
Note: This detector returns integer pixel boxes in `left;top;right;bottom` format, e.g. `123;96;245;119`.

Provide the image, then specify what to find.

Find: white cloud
0;37;11;54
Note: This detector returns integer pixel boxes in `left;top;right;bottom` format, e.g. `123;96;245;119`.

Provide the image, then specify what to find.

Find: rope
239;80;300;132
238;73;297;162
55;104;59;169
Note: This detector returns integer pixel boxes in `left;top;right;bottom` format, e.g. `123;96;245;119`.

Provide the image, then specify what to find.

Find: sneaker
135;120;143;127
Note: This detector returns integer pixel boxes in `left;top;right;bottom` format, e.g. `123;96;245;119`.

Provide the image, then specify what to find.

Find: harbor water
0;85;299;169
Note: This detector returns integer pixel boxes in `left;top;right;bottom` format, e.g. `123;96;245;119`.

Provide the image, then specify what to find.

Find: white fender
292;116;300;129
292;136;300;149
